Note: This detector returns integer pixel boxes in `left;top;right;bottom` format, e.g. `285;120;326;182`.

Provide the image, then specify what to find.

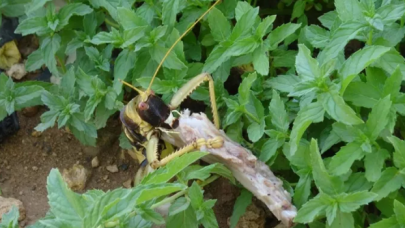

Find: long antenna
119;79;146;95
146;0;221;92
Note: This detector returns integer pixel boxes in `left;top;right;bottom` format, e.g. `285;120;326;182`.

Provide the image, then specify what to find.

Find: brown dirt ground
0;108;246;227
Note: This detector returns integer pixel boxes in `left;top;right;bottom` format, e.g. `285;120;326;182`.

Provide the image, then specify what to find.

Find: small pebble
106;165;118;173
6;166;10;170
31;131;42;137
91;156;100;168
19;191;23;195
52;152;57;157
123;179;132;189
103;175;109;181
32;166;38;171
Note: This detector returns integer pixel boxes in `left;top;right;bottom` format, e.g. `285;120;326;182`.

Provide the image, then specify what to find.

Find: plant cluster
1;0;405;227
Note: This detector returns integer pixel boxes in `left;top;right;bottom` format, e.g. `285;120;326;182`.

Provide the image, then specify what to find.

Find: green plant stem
150;175;220;210
367;30;373;45
244;110;260;123
151;189;187;209
105;18;119;28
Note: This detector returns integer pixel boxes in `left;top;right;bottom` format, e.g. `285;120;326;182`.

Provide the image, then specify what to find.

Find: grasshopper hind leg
169;73;220;129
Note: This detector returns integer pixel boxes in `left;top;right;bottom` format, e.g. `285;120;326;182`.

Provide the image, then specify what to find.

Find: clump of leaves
0;206;19;228
26;152;234;228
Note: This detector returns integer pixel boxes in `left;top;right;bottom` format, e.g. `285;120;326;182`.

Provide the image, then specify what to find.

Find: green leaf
247;121;264;142
328;142;365;176
46;169;86;226
366;96;392;140
292;0;306;19
238;72;257;105
318;11;338;30
151;44;186;70
162;0;179;28
229;6;259;41
371;167;404;201
294;171;312;208
295;44;320;80
344;172;373;193
294;193;330;223
113;49;136;94
377;3;405;24
117;7;148;30
383;67;403;100
252;46;269;76
387;136;405;169
229;189;252;228
57;3;93;30
326;211;354;228
136;206;165;225
15;16;49;36
311;139;343;195
260;137;284;163
290;102;325;155
169;197;190;216
373;49;405;78
266;74;300;93
343;81;381;108
166;204;198;228
317;21;366;65
41;34;61;75
394;200;405;225
208;7;231;42
337;191;377;212
365;149;389;182
188;182;204;211
318;88;363;126
335;0;362;21
339;46;391;93
269;90;289;132
267;23;301;49
369;216;400;228
0;206;19;228
305;25;330;48
26;49;45;72
255;15;276;38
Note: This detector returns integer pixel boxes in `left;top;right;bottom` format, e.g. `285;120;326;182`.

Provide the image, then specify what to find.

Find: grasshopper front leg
169;73;220;129
151;136;224;169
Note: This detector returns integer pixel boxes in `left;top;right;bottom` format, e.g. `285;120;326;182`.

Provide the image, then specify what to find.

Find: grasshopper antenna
146;0;221;93
119;79;146;96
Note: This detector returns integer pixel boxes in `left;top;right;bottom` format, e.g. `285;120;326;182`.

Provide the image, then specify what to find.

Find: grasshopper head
134;90;171;128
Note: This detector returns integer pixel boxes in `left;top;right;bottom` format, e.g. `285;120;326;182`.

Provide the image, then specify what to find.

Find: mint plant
2;0;405;227
0;206;19;228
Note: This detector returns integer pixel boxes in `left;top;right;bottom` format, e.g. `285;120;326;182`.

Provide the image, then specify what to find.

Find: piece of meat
161;110;297;227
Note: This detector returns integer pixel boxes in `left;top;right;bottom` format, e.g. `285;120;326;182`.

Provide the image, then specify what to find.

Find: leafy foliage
2;0;405;227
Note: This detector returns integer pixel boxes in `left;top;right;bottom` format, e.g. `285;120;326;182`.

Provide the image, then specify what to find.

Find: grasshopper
120;0;224;184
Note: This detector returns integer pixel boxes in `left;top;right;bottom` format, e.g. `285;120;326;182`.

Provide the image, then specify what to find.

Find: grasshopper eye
139;102;149;110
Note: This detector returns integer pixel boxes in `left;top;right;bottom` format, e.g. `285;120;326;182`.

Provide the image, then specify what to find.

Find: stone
91;156;100;168
62;164;89;191
0;196;26;221
22;106;39;117
32;166;38;171
123;179;132;189
6;63;27;80
106;165;118;173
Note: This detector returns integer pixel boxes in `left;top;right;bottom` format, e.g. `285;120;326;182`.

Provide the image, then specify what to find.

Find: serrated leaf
208;7;231;42
344;172;373;193
166;204;198;228
366;96;392;140
162;0;179;28
343;81;380;108
113;49;136;94
372;49;405;78
337;191;377;212
266;74;300;93
335;0;362;22
371;167;404;201
294;171;312;208
305;25;330;48
15;16;49;36
394;200;405;225
57;3;93;31
292;0;306;19
317;21;366;65
252;47;269;76
388;136;405;169
326;211;354;228
318;88;363;126
267;23;301;49
269;90;289;132
328;142;365;176
295;44;320;80
0;206;19;227
310;139;343;195
294;193;331;223
369;216;400;228
169;197;190;216
230;189;252;228
46;169;86;226
260;137;284;163
339;46;391;93
383;67;403;100
365;149;389;182
290;102;325;155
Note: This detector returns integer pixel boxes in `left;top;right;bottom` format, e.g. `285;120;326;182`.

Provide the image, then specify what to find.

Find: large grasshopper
120;1;298;226
120;0;224;184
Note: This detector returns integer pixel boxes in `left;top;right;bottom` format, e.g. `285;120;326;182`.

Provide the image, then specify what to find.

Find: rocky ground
0;108;273;227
